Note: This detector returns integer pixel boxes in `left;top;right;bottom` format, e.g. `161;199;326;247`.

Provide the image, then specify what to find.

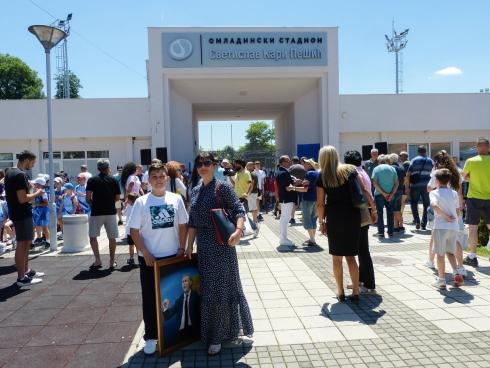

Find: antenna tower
385;20;409;94
53;14;72;98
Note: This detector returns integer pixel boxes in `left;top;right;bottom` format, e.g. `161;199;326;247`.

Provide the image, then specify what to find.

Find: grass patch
476;246;490;258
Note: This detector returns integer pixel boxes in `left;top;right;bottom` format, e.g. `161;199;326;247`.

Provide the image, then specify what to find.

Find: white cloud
434;66;463;76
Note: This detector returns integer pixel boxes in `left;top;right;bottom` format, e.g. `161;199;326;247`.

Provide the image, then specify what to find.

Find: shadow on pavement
73;268;114;280
0;283;29;301
0;264;16;276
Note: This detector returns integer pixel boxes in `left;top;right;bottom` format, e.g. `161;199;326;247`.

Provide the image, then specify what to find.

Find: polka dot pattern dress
188;178;254;345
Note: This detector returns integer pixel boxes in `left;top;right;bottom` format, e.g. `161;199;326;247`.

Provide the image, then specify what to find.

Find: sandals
336;294;346;302
89;263;102;271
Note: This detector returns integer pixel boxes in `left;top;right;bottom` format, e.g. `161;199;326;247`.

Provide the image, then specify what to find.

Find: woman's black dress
317;172;361;256
188;178;254;345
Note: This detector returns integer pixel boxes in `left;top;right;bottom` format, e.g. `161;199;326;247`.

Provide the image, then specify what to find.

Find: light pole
29;25;67;251
385;22;409;94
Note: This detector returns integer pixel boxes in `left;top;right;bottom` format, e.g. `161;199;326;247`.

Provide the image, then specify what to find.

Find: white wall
294;85;321;147
339;93;490;133
169;88;194;165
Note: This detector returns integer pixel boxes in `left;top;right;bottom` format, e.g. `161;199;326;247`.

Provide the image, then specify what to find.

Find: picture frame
154;255;201;356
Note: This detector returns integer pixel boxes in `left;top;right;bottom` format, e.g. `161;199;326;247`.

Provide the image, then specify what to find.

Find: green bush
479;218;490;247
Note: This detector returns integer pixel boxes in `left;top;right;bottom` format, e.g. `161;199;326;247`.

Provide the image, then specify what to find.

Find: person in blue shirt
291;159;319;246
372;155;399;237
406;146;434;230
75;174;91;216
32;177;50;248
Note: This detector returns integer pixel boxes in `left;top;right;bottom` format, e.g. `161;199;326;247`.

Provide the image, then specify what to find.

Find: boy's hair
17;150;36;162
434;168;451;186
127;193;139;203
148;163;167;176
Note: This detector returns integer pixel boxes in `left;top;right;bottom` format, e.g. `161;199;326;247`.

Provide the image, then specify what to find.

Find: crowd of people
1;135;489;356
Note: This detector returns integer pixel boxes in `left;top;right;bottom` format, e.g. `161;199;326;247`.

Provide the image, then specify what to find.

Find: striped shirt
408;155;434;188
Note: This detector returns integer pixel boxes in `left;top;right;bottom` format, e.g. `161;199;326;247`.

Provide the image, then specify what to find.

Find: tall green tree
241;121;275;152
0;54;44;99
55;70;82;98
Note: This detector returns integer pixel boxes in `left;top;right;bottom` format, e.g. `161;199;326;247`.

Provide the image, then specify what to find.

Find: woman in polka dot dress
186;152;254;356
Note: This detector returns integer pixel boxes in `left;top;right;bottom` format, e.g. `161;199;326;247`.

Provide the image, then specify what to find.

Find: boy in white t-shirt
128;163;188;355
430;169;463;290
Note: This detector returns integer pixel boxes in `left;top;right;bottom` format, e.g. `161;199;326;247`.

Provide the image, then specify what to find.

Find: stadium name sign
162;32;328;68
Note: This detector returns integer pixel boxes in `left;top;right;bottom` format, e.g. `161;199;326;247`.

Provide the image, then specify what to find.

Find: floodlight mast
52;14;72;98
385;21;409;94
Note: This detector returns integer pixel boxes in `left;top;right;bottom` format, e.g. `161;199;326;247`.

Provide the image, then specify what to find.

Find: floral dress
188;178;254;345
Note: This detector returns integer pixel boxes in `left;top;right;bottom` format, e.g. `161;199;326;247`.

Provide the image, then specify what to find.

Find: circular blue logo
169;39;193;61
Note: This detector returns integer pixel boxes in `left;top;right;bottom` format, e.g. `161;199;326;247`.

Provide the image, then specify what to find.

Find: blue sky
2;0;490;150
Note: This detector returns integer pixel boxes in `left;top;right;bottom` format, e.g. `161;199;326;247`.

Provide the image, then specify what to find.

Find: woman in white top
165;161;187;201
121;162;144;199
425;150;466;277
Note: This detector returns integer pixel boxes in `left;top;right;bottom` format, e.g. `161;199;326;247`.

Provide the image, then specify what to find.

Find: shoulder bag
210;183;237;246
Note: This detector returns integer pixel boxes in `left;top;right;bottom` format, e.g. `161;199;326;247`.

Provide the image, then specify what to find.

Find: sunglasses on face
196;160;213;168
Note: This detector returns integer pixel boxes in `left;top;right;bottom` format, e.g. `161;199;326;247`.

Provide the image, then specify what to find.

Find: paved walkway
2;211;490;367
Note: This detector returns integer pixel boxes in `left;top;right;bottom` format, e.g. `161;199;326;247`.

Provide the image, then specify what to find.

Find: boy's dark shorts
127;234;135;245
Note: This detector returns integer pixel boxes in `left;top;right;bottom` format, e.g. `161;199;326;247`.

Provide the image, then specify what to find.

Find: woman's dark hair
189;165;201;188
120;162;137;194
18;150;36;162
193;152;216;166
344;150;362;167
433;150;460;191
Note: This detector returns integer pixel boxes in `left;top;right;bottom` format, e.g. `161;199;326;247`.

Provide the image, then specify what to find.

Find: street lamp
28;25;67;251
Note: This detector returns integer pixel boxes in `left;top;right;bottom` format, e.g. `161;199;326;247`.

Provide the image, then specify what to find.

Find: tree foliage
241;121;275;152
55;70;82;98
0;54;44;99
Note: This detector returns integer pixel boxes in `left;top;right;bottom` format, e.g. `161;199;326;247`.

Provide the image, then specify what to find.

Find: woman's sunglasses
196;160;213;168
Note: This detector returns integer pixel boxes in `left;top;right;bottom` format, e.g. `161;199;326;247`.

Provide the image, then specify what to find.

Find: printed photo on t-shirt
150;204;175;229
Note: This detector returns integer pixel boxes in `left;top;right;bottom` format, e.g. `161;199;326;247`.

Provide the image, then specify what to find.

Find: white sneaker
360;285;377;294
231;337;254;347
143;339;157;355
456;267;468;278
26;269;45;278
424;260;436;269
16;276;42;287
431;278;446;290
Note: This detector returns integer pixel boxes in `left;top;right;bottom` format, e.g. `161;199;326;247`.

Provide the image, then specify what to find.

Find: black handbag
348;172;367;209
210;183;236;246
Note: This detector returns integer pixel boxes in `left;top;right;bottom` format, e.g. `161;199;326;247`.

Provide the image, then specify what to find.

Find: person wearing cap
75;173;91;216
32;177;50;248
58;183;79;237
86;159;121;270
80;164;92;179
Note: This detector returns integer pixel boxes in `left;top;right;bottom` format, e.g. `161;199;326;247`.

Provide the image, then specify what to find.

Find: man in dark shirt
86;159;121;270
5;150;45;287
275;155;298;246
288;156;306;224
405;146;434;230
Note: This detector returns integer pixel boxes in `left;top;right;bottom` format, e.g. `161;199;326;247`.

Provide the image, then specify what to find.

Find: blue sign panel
162;32;328;68
297;143;321;161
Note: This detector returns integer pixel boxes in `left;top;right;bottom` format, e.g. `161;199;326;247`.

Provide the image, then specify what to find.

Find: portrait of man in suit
162;274;200;339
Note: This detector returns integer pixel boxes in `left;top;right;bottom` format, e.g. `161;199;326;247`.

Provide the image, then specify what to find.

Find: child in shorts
124;192;138;266
430;168;463;289
32;177;50;248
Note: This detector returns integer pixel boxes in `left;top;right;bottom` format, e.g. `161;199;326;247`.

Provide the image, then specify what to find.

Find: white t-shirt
142;171;152;192
428;169;463;191
429;187;459;231
127;192;188;257
255;169;266;190
165;177;187;200
124;203;133;235
126;174;141;194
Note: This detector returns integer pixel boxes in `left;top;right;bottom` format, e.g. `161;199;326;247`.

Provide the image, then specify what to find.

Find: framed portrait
154;255;201;356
